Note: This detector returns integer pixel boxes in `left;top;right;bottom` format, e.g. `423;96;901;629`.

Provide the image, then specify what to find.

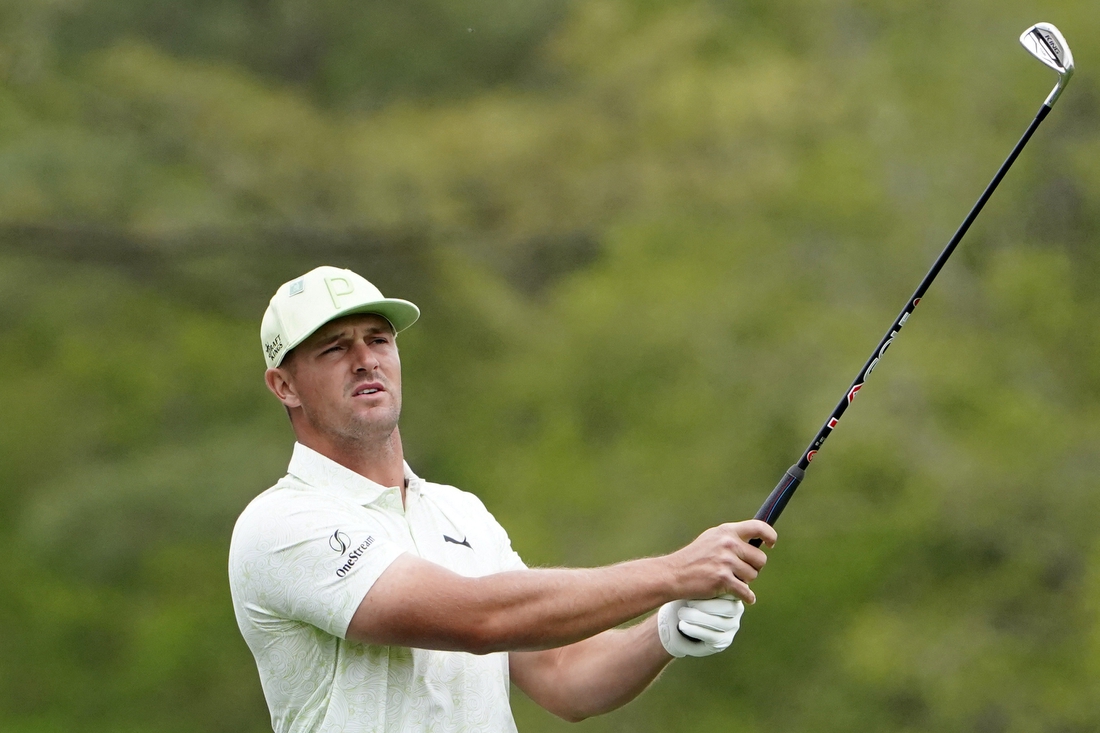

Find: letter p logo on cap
325;276;355;308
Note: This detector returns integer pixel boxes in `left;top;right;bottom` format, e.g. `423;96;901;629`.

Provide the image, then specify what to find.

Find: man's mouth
352;382;384;397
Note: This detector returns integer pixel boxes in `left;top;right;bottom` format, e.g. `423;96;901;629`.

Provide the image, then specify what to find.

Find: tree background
2;1;1099;731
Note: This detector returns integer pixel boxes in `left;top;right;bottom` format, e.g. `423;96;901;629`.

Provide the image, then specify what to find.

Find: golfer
229;266;777;732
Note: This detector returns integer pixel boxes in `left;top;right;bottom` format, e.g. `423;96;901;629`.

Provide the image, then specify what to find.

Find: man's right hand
664;520;777;604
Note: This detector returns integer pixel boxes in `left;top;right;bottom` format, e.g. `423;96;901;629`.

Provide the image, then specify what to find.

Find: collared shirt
229;443;527;733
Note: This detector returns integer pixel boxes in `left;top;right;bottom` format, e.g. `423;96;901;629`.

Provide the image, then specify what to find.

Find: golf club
747;22;1075;545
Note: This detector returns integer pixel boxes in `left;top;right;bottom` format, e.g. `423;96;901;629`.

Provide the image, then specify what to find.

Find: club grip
748;465;805;547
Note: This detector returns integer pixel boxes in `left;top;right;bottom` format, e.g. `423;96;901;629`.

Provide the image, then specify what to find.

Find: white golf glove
657;595;744;658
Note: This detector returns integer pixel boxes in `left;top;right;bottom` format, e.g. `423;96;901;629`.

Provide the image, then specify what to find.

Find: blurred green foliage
2;0;1100;731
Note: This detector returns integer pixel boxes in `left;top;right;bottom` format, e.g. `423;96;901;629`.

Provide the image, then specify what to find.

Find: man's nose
349;340;380;371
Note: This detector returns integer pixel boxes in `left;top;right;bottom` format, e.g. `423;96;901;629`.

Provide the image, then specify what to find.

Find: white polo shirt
229;442;527;733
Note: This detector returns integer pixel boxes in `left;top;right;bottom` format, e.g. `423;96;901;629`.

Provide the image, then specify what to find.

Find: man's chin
303;405;400;443
346;408;401;436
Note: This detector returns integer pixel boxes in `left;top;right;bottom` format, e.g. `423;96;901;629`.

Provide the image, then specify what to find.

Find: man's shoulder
230;476;340;547
418;478;510;534
236;475;316;517
417;477;525;570
419;478;490;512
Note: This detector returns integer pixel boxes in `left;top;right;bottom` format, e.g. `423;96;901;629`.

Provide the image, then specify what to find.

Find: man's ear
265;366;303;409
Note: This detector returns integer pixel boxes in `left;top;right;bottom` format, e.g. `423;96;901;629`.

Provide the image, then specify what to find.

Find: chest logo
443;534;472;549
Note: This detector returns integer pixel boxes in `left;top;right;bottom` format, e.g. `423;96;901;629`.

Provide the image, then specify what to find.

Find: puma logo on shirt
443;534;472;549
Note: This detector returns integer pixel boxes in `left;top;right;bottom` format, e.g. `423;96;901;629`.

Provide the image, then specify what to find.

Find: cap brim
338;299;420;333
278;298;420;365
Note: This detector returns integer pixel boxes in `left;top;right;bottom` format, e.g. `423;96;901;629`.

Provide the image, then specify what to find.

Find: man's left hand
657;595;744;658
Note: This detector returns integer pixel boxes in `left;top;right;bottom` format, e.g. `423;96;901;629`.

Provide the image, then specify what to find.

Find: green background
2;1;1099;730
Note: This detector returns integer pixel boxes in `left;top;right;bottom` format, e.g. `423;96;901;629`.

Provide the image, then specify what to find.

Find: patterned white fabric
229;442;527;733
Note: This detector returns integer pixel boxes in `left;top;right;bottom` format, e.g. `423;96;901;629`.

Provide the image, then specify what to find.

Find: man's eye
322;345;342;355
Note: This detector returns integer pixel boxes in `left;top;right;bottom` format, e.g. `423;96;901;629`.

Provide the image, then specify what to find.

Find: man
229;265;777;732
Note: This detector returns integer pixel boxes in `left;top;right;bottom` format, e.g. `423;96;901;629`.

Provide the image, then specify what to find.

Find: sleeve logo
335;535;376;578
329;530;351;554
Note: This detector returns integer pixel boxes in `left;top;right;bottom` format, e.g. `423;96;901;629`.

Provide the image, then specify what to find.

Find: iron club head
1020;23;1074;108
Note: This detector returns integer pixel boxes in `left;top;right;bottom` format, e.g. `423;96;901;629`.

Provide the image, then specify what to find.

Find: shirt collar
287;442;421;506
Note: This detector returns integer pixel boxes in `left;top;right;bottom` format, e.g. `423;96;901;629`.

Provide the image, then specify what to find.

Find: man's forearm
349;553;678;653
509;616;673;722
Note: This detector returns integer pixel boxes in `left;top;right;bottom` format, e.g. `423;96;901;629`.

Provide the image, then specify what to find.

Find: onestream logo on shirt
329;530;351;554
329;529;376;578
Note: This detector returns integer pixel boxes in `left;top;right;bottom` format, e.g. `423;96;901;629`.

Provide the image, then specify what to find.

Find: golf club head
1020;23;1074;107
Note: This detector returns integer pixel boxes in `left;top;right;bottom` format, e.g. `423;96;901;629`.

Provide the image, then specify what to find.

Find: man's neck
299;428;407;500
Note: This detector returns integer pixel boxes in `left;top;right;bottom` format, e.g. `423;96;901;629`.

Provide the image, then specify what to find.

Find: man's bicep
508;648;561;695
509;647;591;722
346;553;485;650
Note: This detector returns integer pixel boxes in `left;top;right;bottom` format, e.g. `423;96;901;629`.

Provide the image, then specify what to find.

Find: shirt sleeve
229;489;405;639
493;518;527;572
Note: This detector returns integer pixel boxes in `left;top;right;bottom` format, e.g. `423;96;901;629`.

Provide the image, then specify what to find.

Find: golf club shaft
749;101;1053;544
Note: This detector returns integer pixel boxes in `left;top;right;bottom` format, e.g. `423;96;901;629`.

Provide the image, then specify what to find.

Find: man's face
267;313;402;445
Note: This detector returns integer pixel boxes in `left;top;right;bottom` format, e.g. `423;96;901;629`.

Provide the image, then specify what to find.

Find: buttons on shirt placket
379;484;424;557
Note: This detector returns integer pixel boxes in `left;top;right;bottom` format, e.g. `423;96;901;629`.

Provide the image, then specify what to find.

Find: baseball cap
260;266;420;368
